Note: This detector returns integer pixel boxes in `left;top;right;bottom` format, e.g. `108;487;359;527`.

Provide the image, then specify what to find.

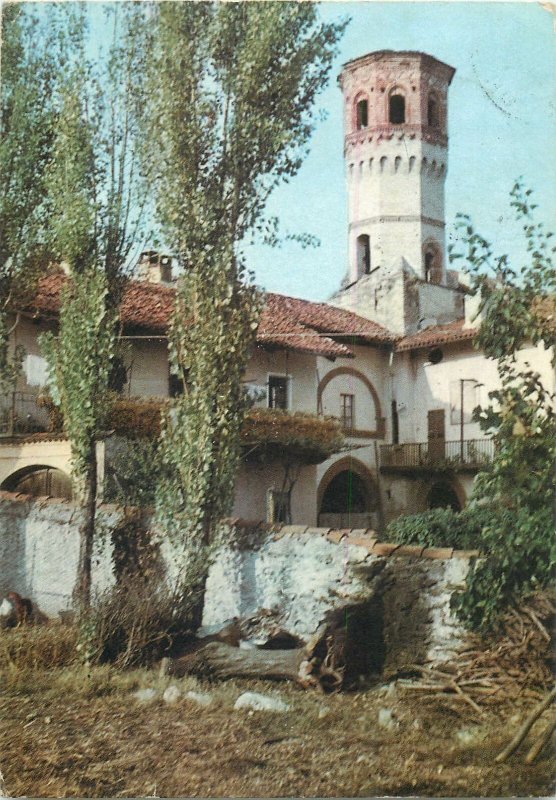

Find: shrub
386;505;497;550
387;503;556;631
79;575;198;669
452;505;556;631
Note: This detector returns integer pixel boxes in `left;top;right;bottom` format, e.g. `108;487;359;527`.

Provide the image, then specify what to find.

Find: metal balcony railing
380;439;494;471
0;392;49;436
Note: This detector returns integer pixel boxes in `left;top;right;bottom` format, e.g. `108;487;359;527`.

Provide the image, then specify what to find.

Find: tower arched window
428;96;440;128
424;243;442;284
356;234;371;276
356;99;368;130
389;94;405;124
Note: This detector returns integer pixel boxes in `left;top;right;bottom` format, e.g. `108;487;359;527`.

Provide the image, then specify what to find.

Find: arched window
356;234;371;275
424;243;442;284
356;99;368;130
389;94;405;124
394;156;402;173
428;96;439;128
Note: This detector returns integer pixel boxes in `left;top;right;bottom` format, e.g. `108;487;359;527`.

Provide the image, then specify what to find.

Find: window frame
267;373;290;410
340;392;355;430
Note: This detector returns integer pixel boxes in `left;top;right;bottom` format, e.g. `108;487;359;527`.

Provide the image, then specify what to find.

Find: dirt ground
0;666;554;798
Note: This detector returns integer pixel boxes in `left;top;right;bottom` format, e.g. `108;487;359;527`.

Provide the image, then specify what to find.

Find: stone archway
1;465;73;500
318;457;378;529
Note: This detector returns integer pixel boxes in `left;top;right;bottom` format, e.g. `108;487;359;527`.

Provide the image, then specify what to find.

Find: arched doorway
427;481;461;512
1;466;72;501
318;458;378;528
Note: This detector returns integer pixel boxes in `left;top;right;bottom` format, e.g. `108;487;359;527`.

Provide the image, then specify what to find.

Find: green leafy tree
0;5;61;392
41;6;150;609
143;2;346;621
449;182;556;629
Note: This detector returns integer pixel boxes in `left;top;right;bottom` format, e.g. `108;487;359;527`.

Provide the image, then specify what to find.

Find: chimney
138;250;173;285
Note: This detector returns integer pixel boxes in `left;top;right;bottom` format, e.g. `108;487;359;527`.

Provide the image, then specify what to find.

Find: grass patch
0;623;77;677
0;662;553;798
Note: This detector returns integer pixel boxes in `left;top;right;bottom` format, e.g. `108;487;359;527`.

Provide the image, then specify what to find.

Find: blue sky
246;2;556;301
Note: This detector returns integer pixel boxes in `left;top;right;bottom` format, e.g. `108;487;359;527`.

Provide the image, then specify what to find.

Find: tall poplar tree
144;2;346;619
41;5;150;609
0;5;60;391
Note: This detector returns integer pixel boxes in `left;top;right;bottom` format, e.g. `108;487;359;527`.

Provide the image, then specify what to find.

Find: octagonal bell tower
332;51;462;334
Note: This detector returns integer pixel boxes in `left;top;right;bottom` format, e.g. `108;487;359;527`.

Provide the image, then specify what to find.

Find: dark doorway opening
427;482;461;512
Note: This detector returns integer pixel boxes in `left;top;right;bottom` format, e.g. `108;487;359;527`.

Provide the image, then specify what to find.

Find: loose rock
185;691;213;707
133;688;157;703
234;691;289;713
163;686;182;705
378;707;398;731
455;726;485;745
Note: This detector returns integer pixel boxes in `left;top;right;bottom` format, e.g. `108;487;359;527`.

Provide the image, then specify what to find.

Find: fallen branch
495;687;556;763
525;718;556;764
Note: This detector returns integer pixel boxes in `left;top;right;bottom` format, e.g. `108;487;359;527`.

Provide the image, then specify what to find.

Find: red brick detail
393;544;427;558
345;536;378;551
452;549;481;559
421;547;454;560
326;530;348;544
371;542;402;557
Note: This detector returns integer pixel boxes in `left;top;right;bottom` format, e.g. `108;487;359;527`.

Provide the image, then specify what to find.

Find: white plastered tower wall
331;50;464;335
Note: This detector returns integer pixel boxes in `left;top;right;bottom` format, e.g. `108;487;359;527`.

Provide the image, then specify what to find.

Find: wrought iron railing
380;438;494;470
0;392;49;435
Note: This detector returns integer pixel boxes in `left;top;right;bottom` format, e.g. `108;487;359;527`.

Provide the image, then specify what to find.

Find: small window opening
267;489;291;524
356;99;368;130
424;246;442;284
428;97;439;127
340;394;355;430
356;234;371;276
108;356;128;395
391;400;399;445
389;94;405;124
268;375;288;410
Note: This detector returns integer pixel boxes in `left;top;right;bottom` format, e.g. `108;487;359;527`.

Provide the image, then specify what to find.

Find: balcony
379;439;494;473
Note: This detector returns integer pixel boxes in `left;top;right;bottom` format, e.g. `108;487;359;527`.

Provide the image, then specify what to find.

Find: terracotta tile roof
395;319;477;352
29;272;393;358
259;293;392;357
31;272;174;334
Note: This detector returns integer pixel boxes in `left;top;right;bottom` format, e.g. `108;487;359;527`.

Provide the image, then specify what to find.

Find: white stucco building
0;50;553;532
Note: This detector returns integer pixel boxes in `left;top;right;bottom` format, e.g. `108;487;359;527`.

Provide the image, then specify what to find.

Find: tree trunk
169;641;307;682
74;446;98;611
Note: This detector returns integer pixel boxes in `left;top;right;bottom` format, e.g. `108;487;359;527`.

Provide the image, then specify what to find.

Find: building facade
0;50;552;532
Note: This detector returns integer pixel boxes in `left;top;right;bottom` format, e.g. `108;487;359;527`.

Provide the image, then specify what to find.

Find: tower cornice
339;50;455;89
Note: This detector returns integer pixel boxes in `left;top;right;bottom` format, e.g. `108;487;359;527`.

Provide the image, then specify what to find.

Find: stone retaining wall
203;523;478;668
0;493;479;668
